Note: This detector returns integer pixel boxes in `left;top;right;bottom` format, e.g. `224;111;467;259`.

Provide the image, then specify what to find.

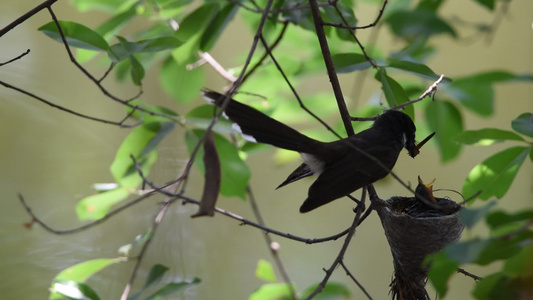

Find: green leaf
301;282;351;299
137;36;183;52
332;53;372;73
473;0;495;10
511;113;533;137
95;5;137;37
145;278;201;300
472;272;510;300
185;130;250;199
475;234;528;265
128;264;169;300
53;258;122;283
445;239;488;264
185;104;233;134
118;229;153;256
110;122;174;188
385;9;456;39
503;243;533;276
388;60;447;81
51;280;101;300
463;146;531;200
459;200;497;228
375;68;414;118
454;128;525;145
160;56;204;104
445;71;532;116
255;260;277;283
129;56;145;86
446;78;493;116
200;4;238;51
174;3;219;42
70;0;136;13
249;283;293;300
126;99;179;124
425;100;463;162
486;210;533;229
39;21;109;51
76;187;130;220
427;251;459;298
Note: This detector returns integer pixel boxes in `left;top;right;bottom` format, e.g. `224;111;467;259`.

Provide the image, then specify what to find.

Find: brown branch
242;20;289;85
18;192;162;235
258;35;342;139
350;74;446;121
328;1;377;68
0;49;31;66
391;74;445;111
120;199;173;300
457;268;482;281
308;0;354;136
246;187;297;299
0;0;58;38
0;80;140;127
323;0;388;30
305;188;367;299
340;261;373;300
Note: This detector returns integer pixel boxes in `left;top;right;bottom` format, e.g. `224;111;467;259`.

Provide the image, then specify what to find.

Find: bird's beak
417;175;436;203
409;132;436;158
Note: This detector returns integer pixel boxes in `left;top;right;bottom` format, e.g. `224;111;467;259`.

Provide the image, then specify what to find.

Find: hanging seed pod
372;195;464;299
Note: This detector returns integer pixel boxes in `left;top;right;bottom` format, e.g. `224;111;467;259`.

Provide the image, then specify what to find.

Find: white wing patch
232;123;257;143
301;153;325;175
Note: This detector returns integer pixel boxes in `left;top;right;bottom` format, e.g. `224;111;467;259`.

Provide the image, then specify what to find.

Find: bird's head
375;110;417;157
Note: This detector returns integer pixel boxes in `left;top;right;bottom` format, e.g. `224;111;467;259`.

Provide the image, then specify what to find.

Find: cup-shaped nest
372;196;464;299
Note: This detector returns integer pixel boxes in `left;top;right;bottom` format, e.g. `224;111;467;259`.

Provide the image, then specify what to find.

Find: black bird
203;91;419;213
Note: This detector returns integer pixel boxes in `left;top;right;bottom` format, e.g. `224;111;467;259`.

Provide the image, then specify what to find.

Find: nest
372;196;464;299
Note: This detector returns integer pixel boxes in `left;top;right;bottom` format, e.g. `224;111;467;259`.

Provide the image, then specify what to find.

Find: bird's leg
347;194;365;213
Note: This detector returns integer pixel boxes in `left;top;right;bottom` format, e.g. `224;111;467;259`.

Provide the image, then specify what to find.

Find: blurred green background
0;1;532;299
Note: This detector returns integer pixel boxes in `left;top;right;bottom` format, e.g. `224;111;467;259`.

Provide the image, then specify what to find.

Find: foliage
2;0;532;299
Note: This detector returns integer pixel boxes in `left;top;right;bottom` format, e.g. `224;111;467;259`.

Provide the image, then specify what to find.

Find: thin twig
242;21;289;85
120;200;174;300
457;268;482;281
323;0;388;30
131;158;352;244
247;187;296;299
339;261;373;300
258;36;342;139
0;49;31;66
0;0;58;38
328;1;377;68
305;189;367;299
18;192;162;235
0;80;140;127
197;51;237;82
308;0;354;136
391;74;445;111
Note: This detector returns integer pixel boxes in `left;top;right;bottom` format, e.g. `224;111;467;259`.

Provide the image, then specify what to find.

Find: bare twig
18;192;163;235
258;36;342;139
308;0;354;136
0;0;58;38
0;49;30;66
328;1;377;68
391;74;445;111
323;0;388;30
247;187;296;299
0;80;140;127
340;261;373;299
305;188;367;299
196;51;237;82
242;21;289;85
457;268;482;281
120;199;174;300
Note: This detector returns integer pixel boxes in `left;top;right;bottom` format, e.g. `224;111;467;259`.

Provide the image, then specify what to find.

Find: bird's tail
203;90;322;154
